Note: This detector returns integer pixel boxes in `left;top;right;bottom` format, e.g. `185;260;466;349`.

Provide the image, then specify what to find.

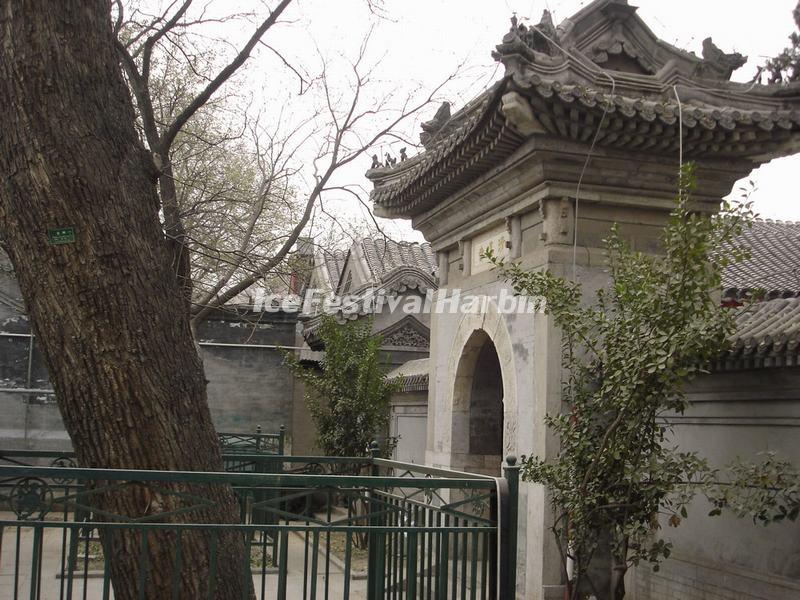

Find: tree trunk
0;2;251;598
158;160;194;316
610;556;628;600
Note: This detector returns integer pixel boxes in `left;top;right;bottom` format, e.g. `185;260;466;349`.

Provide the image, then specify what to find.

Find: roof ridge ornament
496;2;747;83
697;37;747;81
528;10;559;56
367;0;800;220
591;34;657;75
420;101;451;147
494;10;562;63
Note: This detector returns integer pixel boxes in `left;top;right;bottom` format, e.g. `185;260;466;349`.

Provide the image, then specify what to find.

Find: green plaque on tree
47;227;75;245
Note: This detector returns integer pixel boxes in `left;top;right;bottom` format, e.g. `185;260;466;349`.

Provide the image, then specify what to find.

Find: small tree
757;1;800;83
286;315;400;457
487;165;798;599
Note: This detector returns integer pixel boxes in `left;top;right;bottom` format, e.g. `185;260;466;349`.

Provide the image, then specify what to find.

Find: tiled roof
367;1;800;218
718;221;800;369
300;238;436;349
370;76;800;218
387;358;430;392
720;297;800;369
321;249;347;291
358;238;437;283
723;220;800;299
517;77;800;130
368;82;525;218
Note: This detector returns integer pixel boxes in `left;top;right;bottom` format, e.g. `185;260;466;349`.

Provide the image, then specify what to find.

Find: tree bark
0;2;250;598
610;559;627;600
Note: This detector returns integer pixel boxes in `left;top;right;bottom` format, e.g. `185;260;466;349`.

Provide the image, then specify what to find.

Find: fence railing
217;425;286;456
0;424;287;474
0;447;519;600
216;425;286;473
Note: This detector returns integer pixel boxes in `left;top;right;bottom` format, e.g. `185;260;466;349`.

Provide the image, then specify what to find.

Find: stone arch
446;301;518;475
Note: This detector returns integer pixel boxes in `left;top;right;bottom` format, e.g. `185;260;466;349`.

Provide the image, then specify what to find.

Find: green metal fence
216;426;286;473
217;426;286;455
0;424;287;473
0;449;519;599
0;442;290;583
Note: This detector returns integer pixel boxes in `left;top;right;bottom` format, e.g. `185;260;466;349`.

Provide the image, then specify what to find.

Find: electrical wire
525;19;762;279
571;75;615;281
527;22;616;281
673;85;684;181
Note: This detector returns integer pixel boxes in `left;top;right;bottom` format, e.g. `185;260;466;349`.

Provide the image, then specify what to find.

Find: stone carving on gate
379;316;430;349
383;324;429;348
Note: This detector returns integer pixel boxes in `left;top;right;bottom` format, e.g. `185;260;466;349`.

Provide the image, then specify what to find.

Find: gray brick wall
198;309;297;439
0;304;299;452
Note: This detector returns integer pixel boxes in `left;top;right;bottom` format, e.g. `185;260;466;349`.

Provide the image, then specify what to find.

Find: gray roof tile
358;238;436;282
724;297;800;368
723;220;800;299
321;249;348;290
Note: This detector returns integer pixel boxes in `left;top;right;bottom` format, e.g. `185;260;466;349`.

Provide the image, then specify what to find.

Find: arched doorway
451;329;504;475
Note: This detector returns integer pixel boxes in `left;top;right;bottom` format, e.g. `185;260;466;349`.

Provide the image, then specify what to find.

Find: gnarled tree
0;0;293;597
113;1;453;327
0;0;455;594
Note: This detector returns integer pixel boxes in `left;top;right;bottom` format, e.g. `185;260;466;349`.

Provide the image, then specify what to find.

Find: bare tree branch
114;1;458;326
141;0;193;85
189;44;455;322
260;42;312;94
161;0;293;152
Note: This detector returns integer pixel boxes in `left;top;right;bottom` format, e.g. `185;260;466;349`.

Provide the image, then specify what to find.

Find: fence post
502;456;520;600
255;424;262;452
367;441;382;600
369;440;381;476
30;524;43;599
278;424;286;455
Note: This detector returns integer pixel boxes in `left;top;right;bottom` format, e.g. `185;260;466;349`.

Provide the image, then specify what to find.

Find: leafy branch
485;164;796;599
283;315;400;458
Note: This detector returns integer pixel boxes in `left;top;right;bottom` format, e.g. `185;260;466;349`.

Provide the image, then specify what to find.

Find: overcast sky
213;0;800;240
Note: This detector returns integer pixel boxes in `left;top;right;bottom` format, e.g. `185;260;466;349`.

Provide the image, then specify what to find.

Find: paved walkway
0;523;367;599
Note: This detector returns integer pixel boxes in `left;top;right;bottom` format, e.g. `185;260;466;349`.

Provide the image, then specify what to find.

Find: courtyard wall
0;267;299;452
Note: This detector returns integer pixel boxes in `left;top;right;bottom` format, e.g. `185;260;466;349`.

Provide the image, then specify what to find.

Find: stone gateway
367;1;800;598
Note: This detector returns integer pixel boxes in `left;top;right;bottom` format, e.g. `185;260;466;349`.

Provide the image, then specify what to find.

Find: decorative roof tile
368;82;525;218
720;297;800;369
723;220;800;299
370;77;800;218
300;238;436;349
357;238;437;284
321;249;347;291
